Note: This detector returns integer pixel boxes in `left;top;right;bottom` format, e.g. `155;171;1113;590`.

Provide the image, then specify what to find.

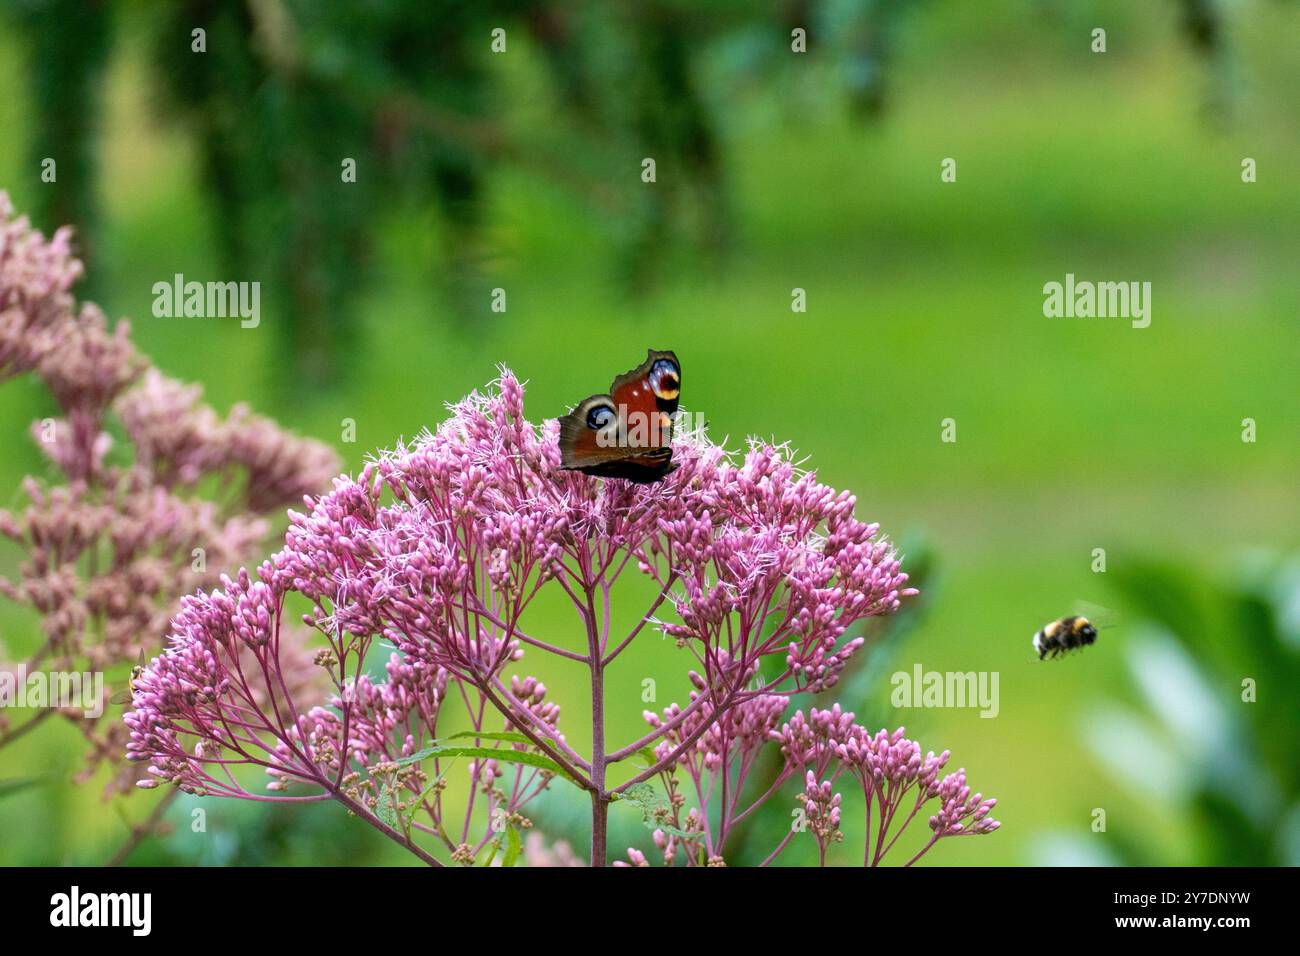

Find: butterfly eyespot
651;359;678;380
586;406;615;430
649;359;680;399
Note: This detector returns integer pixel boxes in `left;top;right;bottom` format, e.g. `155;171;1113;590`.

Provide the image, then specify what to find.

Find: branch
107;788;180;866
602;573;677;666
479;682;595;792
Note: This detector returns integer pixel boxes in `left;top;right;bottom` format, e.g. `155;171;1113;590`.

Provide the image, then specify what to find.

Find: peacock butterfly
557;349;681;483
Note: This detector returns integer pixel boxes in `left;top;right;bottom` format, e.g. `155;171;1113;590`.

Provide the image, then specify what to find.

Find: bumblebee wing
1072;599;1116;629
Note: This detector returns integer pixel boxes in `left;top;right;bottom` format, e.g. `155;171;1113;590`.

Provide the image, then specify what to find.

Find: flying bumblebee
1032;615;1098;660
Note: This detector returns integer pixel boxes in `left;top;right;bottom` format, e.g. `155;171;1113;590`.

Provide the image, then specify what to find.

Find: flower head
131;369;913;772
119;369;974;868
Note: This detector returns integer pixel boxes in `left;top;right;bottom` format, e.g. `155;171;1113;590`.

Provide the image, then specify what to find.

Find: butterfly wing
558;395;622;470
609;349;680;449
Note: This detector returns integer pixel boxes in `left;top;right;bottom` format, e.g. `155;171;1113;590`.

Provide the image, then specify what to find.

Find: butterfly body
557;349;680;483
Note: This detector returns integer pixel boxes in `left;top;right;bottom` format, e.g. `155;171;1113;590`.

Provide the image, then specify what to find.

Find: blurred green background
0;0;1297;865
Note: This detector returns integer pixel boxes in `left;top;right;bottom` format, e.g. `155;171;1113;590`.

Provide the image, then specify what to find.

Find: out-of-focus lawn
0;2;1297;864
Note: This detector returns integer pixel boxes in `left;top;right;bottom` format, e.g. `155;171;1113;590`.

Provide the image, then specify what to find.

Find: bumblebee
1032;616;1097;660
110;651;146;705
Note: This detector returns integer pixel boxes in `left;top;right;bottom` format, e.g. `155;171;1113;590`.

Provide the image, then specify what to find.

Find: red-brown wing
607;349;679;452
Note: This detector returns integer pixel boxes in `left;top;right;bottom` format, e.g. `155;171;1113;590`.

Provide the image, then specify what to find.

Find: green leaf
501;823;522;868
443;730;536;746
619;781;693;839
375;786;399;829
394;745;581;787
392;729;557;766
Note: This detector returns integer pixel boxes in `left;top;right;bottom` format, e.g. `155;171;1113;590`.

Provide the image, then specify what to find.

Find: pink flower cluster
121;365;998;867
0;193;339;794
629;694;997;866
0;192;84;379
785;712;1000;864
